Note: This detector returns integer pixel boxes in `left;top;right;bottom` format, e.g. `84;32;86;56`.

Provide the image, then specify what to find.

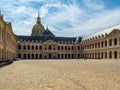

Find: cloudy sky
0;0;120;37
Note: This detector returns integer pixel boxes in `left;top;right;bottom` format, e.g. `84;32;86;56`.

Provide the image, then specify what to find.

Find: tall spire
37;11;41;24
38;11;40;18
0;10;1;15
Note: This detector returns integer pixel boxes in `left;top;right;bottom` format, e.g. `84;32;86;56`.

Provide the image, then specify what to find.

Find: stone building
1;12;120;60
0;13;17;60
80;25;120;59
16;13;82;59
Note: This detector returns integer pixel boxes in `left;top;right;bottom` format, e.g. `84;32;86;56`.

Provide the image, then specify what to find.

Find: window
98;42;100;48
32;45;34;50
109;39;112;46
18;45;21;49
39;46;42;50
49;46;52;50
23;45;26;50
61;46;63;50
114;38;117;45
105;40;107;47
28;45;30;50
65;46;67;50
36;46;38;50
101;41;104;47
58;46;60;50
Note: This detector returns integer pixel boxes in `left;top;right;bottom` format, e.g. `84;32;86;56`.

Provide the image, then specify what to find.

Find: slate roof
82;24;120;41
42;28;55;37
16;35;82;43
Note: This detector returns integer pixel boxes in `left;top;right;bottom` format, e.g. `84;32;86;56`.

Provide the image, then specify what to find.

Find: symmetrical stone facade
80;27;120;59
1;13;120;60
0;14;17;60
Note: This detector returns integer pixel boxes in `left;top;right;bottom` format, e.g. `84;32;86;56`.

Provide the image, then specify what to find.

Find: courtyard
0;59;120;90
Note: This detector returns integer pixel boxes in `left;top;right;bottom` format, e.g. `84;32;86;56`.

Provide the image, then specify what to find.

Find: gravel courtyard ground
0;59;120;90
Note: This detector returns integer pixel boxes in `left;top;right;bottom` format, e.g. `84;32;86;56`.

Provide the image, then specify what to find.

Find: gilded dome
31;12;45;36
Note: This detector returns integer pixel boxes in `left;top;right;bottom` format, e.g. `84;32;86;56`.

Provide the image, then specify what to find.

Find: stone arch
39;46;42;50
101;52;103;59
23;45;26;50
35;45;38;50
61;54;64;59
32;54;34;59
39;54;42;59
114;38;117;45
105;52;107;59
18;53;21;58
28;53;30;59
18;45;21;49
101;41;104;48
58;46;60;50
105;40;107;47
28;45;30;50
114;51;117;59
109;39;112;46
36;54;38;59
24;53;26;59
49;45;52;50
32;45;34;50
65;54;67;59
109;51;112;59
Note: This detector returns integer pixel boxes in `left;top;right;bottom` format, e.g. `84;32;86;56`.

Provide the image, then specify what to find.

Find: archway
114;51;117;59
49;53;51;59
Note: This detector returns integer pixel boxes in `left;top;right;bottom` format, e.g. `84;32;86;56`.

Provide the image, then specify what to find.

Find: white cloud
0;0;120;37
83;0;105;10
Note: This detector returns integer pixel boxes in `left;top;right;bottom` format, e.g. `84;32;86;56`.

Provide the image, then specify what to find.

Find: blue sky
1;0;120;37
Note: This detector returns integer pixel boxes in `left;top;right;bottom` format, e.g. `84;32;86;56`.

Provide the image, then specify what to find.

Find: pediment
108;29;120;37
43;40;57;44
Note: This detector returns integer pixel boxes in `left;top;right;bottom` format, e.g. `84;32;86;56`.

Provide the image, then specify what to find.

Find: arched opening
72;54;74;59
28;54;30;59
68;54;70;59
95;43;97;48
101;41;104;48
101;52;103;59
23;45;26;50
95;53;97;59
24;54;26;59
18;45;21;49
39;54;41;59
98;42;100;48
36;46;38;50
28;45;30;50
61;54;63;59
109;51;112;59
105;52;107;59
49;53;51;59
32;45;34;50
49;46;52;50
114;38;117;45
78;54;80;59
65;54;67;59
58;54;60;59
65;46;67;50
18;53;21;58
114;51;117;59
36;54;38;59
98;53;100;59
39;46;42;50
72;46;74;50
109;39;112;46
32;54;34;59
105;40;107;47
61;46;63;50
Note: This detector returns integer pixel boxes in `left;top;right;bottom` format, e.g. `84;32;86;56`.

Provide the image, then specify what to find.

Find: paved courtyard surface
0;59;120;90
